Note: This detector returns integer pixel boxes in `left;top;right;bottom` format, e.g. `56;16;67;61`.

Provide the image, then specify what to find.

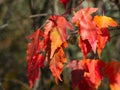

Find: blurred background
0;0;120;90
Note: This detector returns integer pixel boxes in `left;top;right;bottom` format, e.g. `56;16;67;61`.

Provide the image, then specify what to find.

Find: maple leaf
49;47;66;83
59;0;70;9
67;59;105;90
44;15;73;59
97;28;110;57
26;29;46;88
72;7;98;58
104;60;120;90
93;15;118;28
93;15;118;57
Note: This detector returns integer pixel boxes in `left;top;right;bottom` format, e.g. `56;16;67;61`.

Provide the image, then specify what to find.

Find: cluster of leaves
26;0;120;90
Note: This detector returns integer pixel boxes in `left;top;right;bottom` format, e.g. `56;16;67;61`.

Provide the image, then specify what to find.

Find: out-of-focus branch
29;14;48;18
28;0;38;30
0;24;8;29
3;78;30;90
109;25;120;31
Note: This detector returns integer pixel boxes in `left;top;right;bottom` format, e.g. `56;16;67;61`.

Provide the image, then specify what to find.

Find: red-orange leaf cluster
67;59;120;90
72;7;118;58
26;15;73;88
26;2;119;89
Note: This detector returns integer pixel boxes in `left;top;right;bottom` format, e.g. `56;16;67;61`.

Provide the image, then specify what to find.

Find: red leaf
84;59;105;89
78;37;92;59
67;59;105;90
104;60;120;90
59;0;70;9
97;28;110;57
49;47;66;83
72;7;98;56
71;69;85;89
26;29;46;88
28;54;44;88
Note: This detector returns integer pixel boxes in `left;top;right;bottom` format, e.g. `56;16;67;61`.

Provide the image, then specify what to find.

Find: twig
0;24;8;29
29;14;48;18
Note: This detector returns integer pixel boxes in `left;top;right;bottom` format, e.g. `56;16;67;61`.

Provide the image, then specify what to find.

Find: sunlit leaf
93;15;118;28
50;27;63;59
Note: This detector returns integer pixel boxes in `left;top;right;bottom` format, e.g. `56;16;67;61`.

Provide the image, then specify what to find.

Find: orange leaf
93;15;118;28
104;60;120;90
50;27;63;59
50;47;66;83
93;15;118;57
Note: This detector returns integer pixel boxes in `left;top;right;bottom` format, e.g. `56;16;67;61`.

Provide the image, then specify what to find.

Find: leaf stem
61;0;85;16
102;0;105;16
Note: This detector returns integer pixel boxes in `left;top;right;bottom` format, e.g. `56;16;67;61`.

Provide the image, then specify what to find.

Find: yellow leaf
50;27;63;59
93;15;118;28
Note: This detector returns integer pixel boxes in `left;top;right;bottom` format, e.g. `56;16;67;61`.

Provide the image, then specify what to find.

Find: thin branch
61;0;84;16
109;25;120;31
111;33;120;39
0;24;8;29
3;78;30;89
29;13;48;18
